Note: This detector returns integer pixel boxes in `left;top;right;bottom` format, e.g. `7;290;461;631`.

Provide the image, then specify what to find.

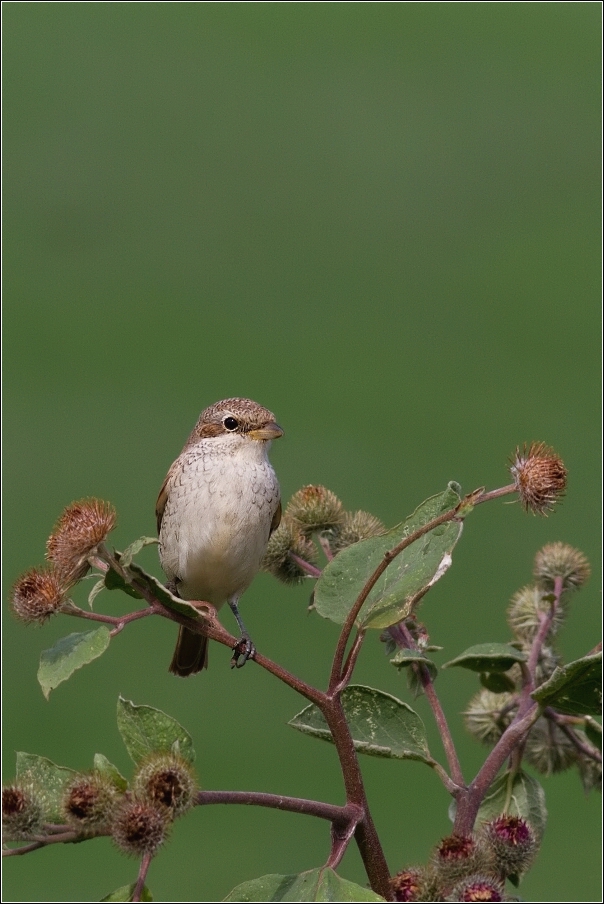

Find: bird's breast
158;443;279;605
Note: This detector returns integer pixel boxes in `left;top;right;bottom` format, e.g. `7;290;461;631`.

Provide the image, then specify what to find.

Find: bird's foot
230;634;256;669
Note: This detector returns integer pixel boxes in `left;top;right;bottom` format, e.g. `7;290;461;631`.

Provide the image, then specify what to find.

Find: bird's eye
223;416;239;431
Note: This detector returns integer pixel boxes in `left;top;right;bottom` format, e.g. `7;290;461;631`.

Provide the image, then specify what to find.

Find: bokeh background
3;4;600;902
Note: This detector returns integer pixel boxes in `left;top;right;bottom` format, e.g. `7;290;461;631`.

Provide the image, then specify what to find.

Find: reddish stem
196;790;359;825
132;851;152;903
288;552;323;578
389;621;465;789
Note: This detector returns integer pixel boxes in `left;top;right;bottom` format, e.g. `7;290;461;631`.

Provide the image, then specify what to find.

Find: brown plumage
156;398;283;676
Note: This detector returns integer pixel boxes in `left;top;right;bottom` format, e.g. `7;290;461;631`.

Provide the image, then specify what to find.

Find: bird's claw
230;635;256;669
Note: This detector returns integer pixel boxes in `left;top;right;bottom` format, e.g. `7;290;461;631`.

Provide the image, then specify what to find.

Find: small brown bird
156;398;283;676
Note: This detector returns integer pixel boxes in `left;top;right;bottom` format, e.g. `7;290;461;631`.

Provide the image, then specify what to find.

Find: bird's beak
249;422;284;441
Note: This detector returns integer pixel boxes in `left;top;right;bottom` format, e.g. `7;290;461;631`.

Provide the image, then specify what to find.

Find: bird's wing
155;462;178;535
269;499;282;537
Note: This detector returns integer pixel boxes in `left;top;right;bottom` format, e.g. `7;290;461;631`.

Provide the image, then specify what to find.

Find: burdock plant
4;443;600;902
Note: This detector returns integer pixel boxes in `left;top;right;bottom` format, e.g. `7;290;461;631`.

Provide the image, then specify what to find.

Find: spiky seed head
577;750;602;794
508;644;561;690
133;753;197;818
390;868;424;902
327;510;386;554
391;867;443;903
463;691;516;746
483;815;537;879
509;443;567;516
262;517;318;584
507;585;566;642
533;542;590;593
46;498;117;581
523;716;579;775
2;784;45;840
446;874;506;902
10;566;67;625
111;797;169;857
63;773;120;832
432;834;491;884
285;485;345;534
535;645;562;685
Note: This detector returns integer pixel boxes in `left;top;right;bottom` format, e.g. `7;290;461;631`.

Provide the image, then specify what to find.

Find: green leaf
117;697;195;764
314;484;463;630
101;884;153;902
93;754;128;792
15;753;76;823
119;538;159;568
584;717;602;752
104;563;143;599
223;868;385;902
37;627;111;700
289;685;431;763
443;643;527;673
128;562;207;620
103;557;203;622
117;536;159;569
475;768;547;844
390;648;438;681
531;652;602;716
88;577;107;609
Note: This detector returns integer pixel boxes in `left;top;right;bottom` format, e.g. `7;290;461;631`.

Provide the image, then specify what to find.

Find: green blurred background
3;4;600;901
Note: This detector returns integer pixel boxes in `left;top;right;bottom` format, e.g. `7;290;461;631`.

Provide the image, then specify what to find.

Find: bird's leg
228;596;256;668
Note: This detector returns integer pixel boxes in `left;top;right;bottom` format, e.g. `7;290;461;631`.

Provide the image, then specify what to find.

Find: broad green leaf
314;484;463;630
443;643;527;673
93;754;128;792
223;868;385;902
128;562;207;620
390;648;438;681
117;697;195;764
531;652;602;716
104;562;143;599
38;627;111;700
16;753;76;823
289;685;431;763
117;536;159;569
475;768;547;844
101;884;153;902
584;717;602;752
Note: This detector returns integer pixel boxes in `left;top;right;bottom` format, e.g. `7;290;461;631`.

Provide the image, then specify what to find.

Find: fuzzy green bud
577;750;602;794
483;815;537;880
431;834;492;885
133;752;197;818
507;585;566;642
262;517;318;584
390;868;425;902
446;874;506;902
111;797;169;857
508;644;561;689
63;772;120;832
285;485;344;535
463;691;516;746
523;716;579;775
533;542;590;593
2;784;45;840
326;510;386;554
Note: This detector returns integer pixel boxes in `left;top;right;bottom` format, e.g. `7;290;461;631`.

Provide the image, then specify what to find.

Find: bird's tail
169;626;209;676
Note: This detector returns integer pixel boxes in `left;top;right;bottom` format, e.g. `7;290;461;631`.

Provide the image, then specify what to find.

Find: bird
156;397;283;676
